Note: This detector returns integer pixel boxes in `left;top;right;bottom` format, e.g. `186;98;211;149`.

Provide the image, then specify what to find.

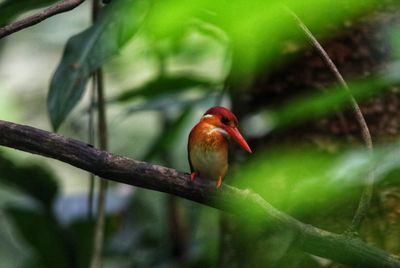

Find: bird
188;106;252;189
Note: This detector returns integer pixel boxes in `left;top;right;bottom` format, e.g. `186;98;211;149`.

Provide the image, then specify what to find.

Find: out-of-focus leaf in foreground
144;108;192;161
145;0;384;80
47;0;148;130
269;77;389;130
232;147;343;215
121;91;213;116
231;143;400;222
0;0;57;27
111;75;217;103
247;61;400;134
6;206;69;268
0;153;58;210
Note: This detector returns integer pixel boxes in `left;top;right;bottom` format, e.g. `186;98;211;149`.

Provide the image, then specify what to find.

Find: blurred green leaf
0;0;57;27
0;153;58;209
112;75;217;103
221;0;385;79
110;189;177;267
121;91;215;117
67;216;119;268
144;108;192;161
390;28;400;60
232;142;400;221
231;145;361;220
6;206;70;268
270;77;390;130
144;0;208;40
144;0;386;80
47;0;148;130
6;195;122;268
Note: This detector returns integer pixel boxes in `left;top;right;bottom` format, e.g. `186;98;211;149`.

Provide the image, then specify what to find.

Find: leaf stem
89;1;108;267
89;69;108;268
87;76;97;219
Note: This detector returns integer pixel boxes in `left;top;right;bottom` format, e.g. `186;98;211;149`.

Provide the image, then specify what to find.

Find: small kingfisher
188;106;252;189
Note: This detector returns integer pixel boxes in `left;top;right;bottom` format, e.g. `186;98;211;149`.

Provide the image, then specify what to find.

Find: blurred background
0;0;400;267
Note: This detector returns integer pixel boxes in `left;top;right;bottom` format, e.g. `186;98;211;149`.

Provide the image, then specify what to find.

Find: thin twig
89;69;108;268
87;78;96;219
0;119;398;268
89;1;108;267
286;8;374;233
0;0;85;39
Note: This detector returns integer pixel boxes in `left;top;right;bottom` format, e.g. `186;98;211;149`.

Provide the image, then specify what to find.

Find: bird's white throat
208;127;228;137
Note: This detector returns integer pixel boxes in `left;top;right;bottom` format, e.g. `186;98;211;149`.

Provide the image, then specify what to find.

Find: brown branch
0;0;85;40
286;8;374;234
0;120;398;268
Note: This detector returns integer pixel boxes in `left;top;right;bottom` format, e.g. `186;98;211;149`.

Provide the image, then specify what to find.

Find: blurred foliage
143;107;192;161
144;0;382;80
48;0;389;130
6;206;71;268
270;76;392;130
0;153;218;268
92;189;219;268
0;153;58;209
0;153;126;268
112;75;218;103
233;146;359;218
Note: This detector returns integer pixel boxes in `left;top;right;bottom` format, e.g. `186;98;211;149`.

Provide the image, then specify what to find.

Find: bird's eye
221;116;230;125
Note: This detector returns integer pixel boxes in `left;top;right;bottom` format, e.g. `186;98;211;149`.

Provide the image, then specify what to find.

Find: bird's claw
190;172;198;182
216;176;222;189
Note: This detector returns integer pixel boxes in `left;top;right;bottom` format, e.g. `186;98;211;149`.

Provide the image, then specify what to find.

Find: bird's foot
216;176;222;189
190;172;198;181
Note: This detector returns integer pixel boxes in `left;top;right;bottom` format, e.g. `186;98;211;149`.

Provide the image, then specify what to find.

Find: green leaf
6;206;70;268
47;0;148;130
0;153;58;209
231;146;360;222
0;0;57;27
112;75;217;103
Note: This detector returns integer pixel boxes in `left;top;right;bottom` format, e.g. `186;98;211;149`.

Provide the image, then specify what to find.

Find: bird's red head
201;106;252;153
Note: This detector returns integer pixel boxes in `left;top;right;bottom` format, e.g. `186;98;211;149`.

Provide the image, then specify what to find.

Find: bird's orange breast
188;122;228;181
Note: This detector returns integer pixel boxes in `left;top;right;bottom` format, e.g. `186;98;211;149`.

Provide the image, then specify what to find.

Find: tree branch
286;8;374;234
0;120;397;268
0;0;85;40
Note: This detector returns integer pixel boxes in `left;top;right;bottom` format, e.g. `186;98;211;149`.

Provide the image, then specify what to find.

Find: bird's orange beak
225;126;252;153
